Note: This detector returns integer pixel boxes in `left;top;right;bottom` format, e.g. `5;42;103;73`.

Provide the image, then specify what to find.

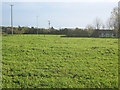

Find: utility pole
36;16;39;35
48;20;51;29
118;2;120;89
10;5;13;35
118;1;120;38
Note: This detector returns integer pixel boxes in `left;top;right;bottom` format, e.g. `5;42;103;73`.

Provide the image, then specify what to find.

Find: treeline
66;28;100;37
1;26;118;38
2;26;86;35
2;26;69;35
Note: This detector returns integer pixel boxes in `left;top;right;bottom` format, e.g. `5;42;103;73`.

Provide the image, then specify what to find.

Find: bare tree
94;17;102;30
106;7;119;37
86;24;95;37
106;17;114;30
111;7;118;30
106;7;118;30
102;23;105;30
86;24;95;30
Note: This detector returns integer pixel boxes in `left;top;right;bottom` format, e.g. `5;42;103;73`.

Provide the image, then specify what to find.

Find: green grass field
2;34;118;88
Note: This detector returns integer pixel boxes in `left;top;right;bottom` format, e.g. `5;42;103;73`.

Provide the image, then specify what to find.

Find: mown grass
2;34;118;88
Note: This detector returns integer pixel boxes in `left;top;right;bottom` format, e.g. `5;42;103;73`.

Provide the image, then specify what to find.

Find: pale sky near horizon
2;1;118;29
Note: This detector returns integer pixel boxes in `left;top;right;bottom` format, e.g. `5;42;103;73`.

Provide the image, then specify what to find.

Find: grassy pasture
2;34;118;88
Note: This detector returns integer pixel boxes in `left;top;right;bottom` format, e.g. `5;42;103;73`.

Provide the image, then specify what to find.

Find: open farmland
2;34;118;88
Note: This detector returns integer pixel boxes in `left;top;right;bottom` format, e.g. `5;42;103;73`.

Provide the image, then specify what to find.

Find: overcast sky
2;1;118;29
